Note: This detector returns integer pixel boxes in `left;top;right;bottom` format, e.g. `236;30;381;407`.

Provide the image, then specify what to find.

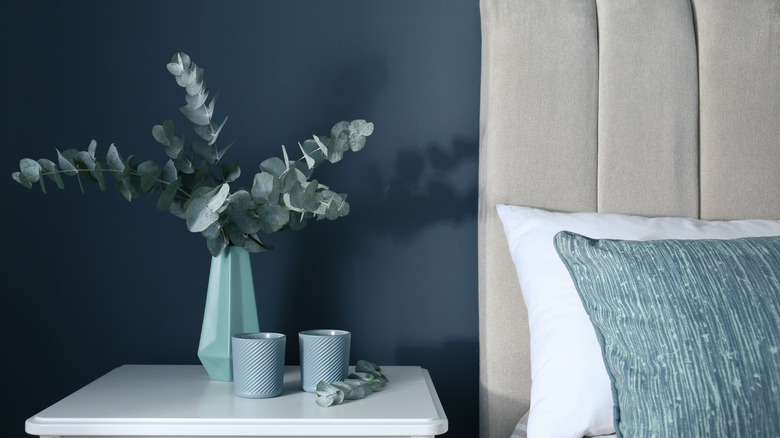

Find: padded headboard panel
478;1;780;437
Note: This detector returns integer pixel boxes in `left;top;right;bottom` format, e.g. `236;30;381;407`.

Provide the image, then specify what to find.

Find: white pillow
496;204;780;438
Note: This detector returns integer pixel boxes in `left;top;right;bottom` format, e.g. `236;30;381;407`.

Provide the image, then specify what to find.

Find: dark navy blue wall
1;1;480;436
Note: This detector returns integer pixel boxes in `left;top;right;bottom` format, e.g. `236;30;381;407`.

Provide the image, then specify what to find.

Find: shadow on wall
398;338;480;438
351;135;479;239
278;135;479;318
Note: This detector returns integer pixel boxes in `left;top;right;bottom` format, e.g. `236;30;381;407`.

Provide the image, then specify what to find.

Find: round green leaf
20;158;41;183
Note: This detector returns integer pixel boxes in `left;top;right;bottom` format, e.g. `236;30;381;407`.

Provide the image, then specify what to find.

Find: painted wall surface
1;1;480;437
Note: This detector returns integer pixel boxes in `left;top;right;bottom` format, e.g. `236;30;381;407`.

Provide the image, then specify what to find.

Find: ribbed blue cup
299;329;351;392
231;333;286;398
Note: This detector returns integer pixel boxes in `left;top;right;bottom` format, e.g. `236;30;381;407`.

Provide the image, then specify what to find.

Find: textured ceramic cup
231;332;286;398
299;329;351;392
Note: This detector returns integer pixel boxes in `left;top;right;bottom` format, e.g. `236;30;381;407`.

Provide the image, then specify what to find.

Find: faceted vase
198;246;259;381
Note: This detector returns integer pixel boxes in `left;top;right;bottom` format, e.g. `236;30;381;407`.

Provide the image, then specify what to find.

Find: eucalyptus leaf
299;142;315;170
222;223;245;245
192;161;212;188
185;66;205;95
73;151;97;182
177;52;191;69
242;234;272;253
206;235;228;257
251;171;279;203
348;134;367;152
176;63;197;87
12;171;32;189
20;158;41;183
180;104;211;126
301;139;325;166
328;147;345;164
167;52;189;75
38;173;48;193
285;211;304;230
195;117;227;146
168;196;187;219
93;160;106;191
257;202;290;233
335;195;350;218
220;160;240;183
38;159;64;189
217;140;234;161
185;184;230;233
87;139;98;159
137;160;161;193
166;61;184;76
313;135;329;156
56;149;79;176
194;121;215;142
282;192;303;213
260;157;286;178
355;360;382;373
192;140;218;163
315;393;336;408
282;145;290;170
114;176;132;201
281;167;307;193
152;121;175;147
174;153;195;174
330;381;359;399
302;180;320;212
73;150;95;168
330;121;349;138
152;124;169;146
332;130;350;153
327;122;353;163
168;135;185;159
122;154;135;179
186;197;218;232
185;89;209;109
226;190;261;234
201;221;222;239
293;163;313;183
325;194;347;220
285;181;306;210
349;119;374;136
161;159;177;183
106;144;125;172
157;178;181;211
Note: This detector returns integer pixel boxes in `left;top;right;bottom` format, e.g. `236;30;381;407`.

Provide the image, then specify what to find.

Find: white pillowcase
496;204;780;438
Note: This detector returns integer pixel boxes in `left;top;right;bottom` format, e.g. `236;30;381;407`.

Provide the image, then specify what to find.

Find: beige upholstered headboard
477;1;780;437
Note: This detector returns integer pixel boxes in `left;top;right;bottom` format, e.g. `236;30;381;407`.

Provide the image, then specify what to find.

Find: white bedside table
26;364;448;438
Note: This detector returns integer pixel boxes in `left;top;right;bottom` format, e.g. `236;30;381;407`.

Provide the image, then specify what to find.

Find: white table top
26;365;448;437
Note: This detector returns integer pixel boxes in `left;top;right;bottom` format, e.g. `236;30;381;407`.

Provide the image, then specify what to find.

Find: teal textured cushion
553;232;780;438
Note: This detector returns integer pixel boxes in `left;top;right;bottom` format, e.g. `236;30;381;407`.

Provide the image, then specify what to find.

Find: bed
477;1;780;437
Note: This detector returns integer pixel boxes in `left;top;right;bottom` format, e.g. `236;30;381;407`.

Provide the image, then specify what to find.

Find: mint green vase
198;246;259;381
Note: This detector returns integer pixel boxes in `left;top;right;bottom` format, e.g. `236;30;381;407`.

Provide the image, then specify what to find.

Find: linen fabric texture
496;204;780;438
554;232;780;438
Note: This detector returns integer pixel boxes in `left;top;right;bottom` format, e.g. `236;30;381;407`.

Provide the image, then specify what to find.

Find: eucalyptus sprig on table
12;52;373;257
315;360;389;407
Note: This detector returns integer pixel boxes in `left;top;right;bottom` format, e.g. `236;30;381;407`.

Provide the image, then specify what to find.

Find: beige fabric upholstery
478;1;780;437
596;0;700;217
478;2;598;435
694;0;780;220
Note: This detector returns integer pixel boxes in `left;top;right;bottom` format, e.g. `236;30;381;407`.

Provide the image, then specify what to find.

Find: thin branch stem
39;168;192;199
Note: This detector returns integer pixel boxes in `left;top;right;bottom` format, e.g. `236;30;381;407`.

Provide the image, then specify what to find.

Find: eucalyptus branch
12;52;373;257
315;360;389;407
